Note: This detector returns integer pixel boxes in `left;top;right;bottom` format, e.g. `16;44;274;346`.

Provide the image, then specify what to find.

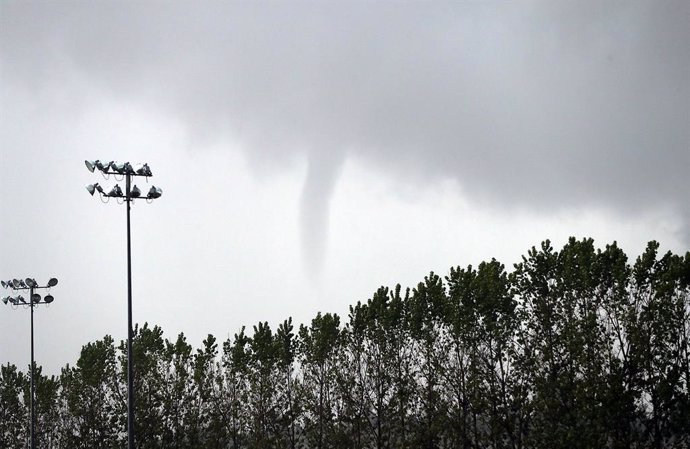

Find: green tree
193;334;226;448
222;327;251;449
0;363;27;449
31;364;60;448
589;241;637;448
247;321;280;448
513;238;632;448
355;285;415;449
408;273;448;449
339;300;369;449
628;242;690;448
373;285;415;449
446;259;522;449
128;323;167;449
158;332;195;449
299;312;342;449
58;335;120;448
275;318;302;449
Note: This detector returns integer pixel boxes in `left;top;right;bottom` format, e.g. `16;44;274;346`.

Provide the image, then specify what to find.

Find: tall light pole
2;277;58;449
85;160;162;449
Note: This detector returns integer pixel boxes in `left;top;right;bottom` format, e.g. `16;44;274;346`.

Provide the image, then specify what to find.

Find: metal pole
126;172;135;449
30;286;35;449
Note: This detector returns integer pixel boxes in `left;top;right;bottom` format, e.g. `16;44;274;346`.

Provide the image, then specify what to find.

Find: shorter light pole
2;277;58;449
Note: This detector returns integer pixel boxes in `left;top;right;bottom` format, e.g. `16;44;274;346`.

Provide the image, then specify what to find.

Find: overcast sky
1;1;688;374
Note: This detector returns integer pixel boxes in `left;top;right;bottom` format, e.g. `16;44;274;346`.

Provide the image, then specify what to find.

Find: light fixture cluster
1;278;57;305
85;159;162;200
85;160;152;176
86;182;162;199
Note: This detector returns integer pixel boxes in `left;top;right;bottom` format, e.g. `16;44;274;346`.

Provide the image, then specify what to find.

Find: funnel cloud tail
300;150;345;280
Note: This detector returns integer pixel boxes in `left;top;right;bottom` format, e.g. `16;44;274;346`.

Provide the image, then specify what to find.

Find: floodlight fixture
85;160;97;172
107;185;124;197
134;163;152;176
147;186;163;199
2;296;8;304
96;160;112;172
32;293;41;303
47;278;58;287
1;281;7;289
25;278;37;288
130;185;141;198
44;295;54;304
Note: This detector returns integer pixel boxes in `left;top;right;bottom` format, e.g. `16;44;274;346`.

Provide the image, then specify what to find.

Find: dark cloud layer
2;1;688;265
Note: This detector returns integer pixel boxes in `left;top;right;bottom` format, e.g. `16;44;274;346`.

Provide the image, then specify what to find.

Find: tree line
1;238;689;449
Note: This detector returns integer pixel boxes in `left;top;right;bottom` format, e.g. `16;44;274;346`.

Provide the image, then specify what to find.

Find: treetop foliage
1;238;688;449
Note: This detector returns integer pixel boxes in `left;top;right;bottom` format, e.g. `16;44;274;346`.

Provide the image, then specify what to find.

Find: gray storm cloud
1;1;688;270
